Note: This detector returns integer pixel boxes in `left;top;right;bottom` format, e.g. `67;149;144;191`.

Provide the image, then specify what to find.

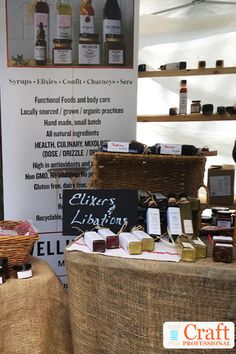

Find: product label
160;144;182;155
57;15;71;39
210;175;231;196
34;13;49;42
179;92;187;114
80;15;94;34
146;208;161;235
217;220;231;229
0;276;3;285
167;207;182;235
103;19;121;41
78;44;100;65
35;46;46;61
183;219;194;234
107;141;129;153
108;49;123;64
17;269;32;279
54;49;72;65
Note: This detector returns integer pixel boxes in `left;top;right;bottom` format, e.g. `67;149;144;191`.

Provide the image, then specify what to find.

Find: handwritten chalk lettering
69;193;115;207
63;189;138;235
71;210;127;227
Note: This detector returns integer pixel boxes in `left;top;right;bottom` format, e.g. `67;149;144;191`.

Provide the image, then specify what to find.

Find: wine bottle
103;0;121;42
56;0;72;39
179;79;187;115
35;22;47;65
80;0;95;34
149;143;199;156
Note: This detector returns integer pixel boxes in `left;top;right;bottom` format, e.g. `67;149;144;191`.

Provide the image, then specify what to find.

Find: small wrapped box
97;228;119;249
191;237;207;259
131;230;155;251
119;232;142;255
84;231;106;253
177;241;196;262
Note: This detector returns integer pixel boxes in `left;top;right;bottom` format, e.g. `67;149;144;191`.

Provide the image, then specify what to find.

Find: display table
65;250;236;354
0;257;72;354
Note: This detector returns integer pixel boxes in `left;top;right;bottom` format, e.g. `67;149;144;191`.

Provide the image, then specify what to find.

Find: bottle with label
166;193;182;242
179;79;187;114
80;0;95;34
35;22;47;65
56;0;72;39
103;0;121;42
34;1;49;44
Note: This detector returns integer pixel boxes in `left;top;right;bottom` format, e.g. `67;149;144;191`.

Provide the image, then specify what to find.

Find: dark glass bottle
34;0;49;59
35;22;47;65
103;0;121;42
100;141;145;154
232;139;236;163
149;143;199;156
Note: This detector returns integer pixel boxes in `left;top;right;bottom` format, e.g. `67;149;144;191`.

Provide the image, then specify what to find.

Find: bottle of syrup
56;0;72;39
179;79;187;115
35;22;47;65
80;0;95;34
34;1;49;42
103;0;121;42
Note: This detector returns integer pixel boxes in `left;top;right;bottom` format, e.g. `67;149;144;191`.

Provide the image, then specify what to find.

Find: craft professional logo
163;322;235;349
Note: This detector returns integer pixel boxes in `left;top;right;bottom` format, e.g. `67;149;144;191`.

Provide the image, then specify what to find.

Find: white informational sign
0;0;139;287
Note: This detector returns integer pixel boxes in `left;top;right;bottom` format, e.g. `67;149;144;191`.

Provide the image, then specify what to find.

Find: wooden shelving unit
138;66;236;78
138;66;236;122
138;113;236;123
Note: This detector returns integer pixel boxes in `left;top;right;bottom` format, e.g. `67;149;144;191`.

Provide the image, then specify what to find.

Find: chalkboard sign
63;189;138;235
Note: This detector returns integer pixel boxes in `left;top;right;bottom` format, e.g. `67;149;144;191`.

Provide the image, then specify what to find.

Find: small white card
160;144;182;155
107;141;129;153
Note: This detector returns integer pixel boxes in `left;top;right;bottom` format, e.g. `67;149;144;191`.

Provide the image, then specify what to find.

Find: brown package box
207;165;235;205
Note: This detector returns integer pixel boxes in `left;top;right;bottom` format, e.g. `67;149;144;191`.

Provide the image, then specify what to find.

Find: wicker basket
89;152;207;197
0;221;39;270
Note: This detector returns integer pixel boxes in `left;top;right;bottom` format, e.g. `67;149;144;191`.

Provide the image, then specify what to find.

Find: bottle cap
180;79;187;85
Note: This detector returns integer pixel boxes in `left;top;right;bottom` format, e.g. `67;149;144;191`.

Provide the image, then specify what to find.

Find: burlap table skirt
0;257;72;354
65;250;236;354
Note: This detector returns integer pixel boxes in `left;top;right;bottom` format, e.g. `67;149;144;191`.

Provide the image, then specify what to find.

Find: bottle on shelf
179;79;187;115
103;0;121;42
34;0;49;43
56;0;72;39
80;0;95;34
232;139;236;163
148;143;200;156
35;22;47;65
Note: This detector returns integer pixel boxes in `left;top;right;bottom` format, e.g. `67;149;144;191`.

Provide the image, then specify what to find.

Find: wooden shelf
137;113;236;122
138;66;236;78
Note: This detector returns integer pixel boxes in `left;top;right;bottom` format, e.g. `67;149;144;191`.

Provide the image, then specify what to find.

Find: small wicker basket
0;220;39;270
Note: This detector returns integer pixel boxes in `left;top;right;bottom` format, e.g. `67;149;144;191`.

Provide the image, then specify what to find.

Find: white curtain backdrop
137;1;236;183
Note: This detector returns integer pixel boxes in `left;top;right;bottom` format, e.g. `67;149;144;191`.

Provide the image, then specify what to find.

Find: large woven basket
0;220;39;270
89;152;207;197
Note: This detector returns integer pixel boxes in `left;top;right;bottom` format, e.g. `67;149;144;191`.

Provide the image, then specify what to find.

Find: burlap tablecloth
0;257;72;354
65;250;236;354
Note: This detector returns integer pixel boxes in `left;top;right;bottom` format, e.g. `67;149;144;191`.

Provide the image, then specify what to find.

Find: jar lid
217;210;232;216
180;79;187;84
79;33;98;40
191;100;201;103
212;207;229;213
0;257;8;266
13;263;32;272
105;34;124;40
53;39;72;44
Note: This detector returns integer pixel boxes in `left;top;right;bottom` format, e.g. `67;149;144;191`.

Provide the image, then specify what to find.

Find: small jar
217;210;232;229
13;263;32;280
0;257;9;279
0;266;6;285
53;39;72;66
78;33;100;65
104;34;125;66
191;100;201;114
211;207;229;226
